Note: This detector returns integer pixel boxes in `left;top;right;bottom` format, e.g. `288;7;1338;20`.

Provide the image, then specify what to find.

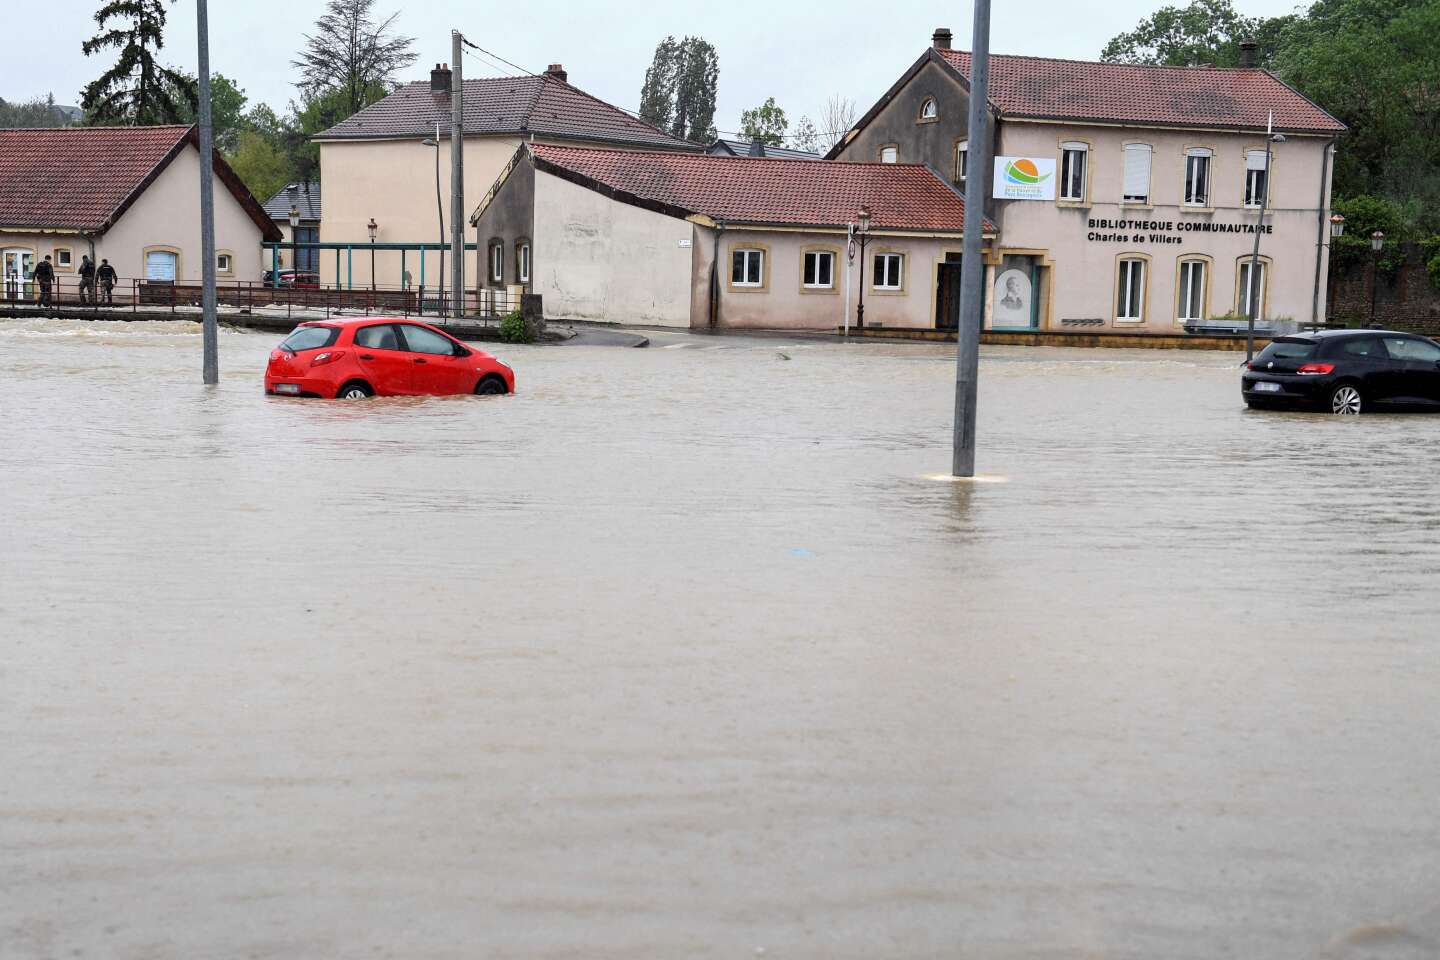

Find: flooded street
4;318;1440;959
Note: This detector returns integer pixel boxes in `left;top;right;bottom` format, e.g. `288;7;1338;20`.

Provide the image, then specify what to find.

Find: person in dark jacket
97;259;117;305
33;255;55;307
78;254;96;304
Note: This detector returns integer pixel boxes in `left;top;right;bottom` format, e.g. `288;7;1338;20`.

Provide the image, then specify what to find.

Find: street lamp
854;204;872;330
422;126;445;312
367;217;378;292
1329;213;1346;239
1369;230;1385;327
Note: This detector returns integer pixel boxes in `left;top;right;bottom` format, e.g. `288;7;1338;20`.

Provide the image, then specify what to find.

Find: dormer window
919;98;938;121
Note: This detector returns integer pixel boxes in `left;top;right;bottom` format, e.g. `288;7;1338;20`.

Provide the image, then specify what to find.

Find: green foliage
81;0;195;125
1420;236;1440;289
228;129;292;203
739;97;788;147
1331;195;1414;275
637;36;719;143
171;74;249;153
0;94;71;127
791;116;820;154
1101;0;1282;66
293;0;416;117
498;310;532;344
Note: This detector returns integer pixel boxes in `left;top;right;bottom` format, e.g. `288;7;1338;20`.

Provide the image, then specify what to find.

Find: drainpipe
709;221;725;331
1311;136;1337;328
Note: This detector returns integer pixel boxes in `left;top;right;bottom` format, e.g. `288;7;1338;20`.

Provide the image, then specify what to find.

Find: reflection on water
4;318;1440;959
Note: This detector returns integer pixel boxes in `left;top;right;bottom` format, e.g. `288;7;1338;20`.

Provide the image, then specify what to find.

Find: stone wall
1330;244;1440;335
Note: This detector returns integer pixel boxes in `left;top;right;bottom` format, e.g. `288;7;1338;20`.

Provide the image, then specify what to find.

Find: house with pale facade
470;144;992;330
312;63;700;289
828;29;1346;333
0;125;280;299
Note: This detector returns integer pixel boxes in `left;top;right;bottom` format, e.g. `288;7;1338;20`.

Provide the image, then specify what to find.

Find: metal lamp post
422;126;445;311
855;205;872;330
1245;115;1286;362
196;0;218;385
367;217;378;292
1369;230;1385;327
280;204;299;286
1317;213;1345;329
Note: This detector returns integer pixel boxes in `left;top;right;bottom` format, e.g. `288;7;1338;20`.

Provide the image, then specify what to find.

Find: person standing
97;259;117;305
33;254;55;307
78;254;96;304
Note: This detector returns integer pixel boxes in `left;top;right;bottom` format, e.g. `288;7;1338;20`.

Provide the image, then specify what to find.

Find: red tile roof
317;76;698;151
525;145;990;233
0;125;281;239
938;50;1344;134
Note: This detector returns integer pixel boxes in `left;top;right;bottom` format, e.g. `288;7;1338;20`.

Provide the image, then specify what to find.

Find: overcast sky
7;0;1308;140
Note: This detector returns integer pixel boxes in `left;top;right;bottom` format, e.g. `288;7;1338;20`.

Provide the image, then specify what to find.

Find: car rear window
1255;339;1317;362
280;325;340;352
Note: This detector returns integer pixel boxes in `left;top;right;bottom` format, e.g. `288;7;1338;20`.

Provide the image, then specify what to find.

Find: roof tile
939;50;1345;133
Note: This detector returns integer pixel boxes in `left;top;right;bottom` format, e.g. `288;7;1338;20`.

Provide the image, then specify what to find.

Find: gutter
1311;135;1339;326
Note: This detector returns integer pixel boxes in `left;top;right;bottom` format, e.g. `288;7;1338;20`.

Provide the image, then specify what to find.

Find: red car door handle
414;358;428;364
359;354;375;360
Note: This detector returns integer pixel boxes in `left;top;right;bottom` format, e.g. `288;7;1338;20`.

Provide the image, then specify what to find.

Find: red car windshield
280;326;340;353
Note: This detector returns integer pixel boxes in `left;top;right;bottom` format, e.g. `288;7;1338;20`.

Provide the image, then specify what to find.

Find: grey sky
8;1;1308;140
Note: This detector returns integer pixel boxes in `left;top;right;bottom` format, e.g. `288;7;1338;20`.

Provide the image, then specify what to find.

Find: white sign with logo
993;157;1057;201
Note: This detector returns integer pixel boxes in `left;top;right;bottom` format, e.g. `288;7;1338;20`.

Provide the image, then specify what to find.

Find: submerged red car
265;318;515;399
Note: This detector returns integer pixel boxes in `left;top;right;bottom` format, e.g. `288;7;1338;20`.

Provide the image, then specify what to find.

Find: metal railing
1;276;524;322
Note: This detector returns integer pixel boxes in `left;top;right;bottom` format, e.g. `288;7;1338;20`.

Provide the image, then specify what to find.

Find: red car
265;318;515;399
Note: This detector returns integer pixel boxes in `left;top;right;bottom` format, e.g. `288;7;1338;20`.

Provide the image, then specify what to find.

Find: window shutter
1123;144;1151;199
1246;149;1269;171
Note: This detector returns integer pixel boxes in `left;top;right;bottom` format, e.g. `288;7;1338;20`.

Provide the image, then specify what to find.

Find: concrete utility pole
1246;111;1282;362
952;0;992;478
450;30;465;318
196;0;218;384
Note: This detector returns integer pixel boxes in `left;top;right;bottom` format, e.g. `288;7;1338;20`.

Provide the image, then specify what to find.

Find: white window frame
216;252;232;273
732;248;765;287
879;145;898;164
803;250;834;290
1184;148;1212;207
1244;150;1270;208
1116;257;1147;322
1238;260;1267;317
920;98;938;120
1060;142;1087;202
873;253;904;291
55;248;73;268
1122;143;1152;204
1177;259;1207;322
955;140;968;182
489;242;504;284
517;241;531;283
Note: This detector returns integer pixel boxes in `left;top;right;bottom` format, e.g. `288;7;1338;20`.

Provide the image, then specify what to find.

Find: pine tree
638;37;681;132
81;0;195;125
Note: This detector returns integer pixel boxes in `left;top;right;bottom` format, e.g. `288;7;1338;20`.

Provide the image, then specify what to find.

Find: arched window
920;98;938;121
879;145;898;164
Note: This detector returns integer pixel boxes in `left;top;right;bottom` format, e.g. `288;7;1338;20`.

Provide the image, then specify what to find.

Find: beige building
829;31;1346;333
471;144;992;330
312;63;699;290
1;126;279;299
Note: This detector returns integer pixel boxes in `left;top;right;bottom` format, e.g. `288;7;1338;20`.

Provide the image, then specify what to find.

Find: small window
54;249;73;268
1123;144;1152;203
1184;149;1212;206
216;253;232;273
1060;142;1087;202
732;248;764;287
281;325;342;352
879;145;898;164
1237;260;1266;317
516;241;530;284
1177;259;1206;322
873;253;903;290
400;323;460;356
1245;150;1269;207
1337;337;1383;359
354;324;401;350
1256;338;1318;362
489;242;504;284
803;251;834;289
920;98;938;120
1117;258;1146;321
955;141;968;182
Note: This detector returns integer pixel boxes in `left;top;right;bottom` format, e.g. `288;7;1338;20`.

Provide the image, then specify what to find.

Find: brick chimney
431;63;452;95
933;28;953;51
1239;41;1257;68
543;63;568;84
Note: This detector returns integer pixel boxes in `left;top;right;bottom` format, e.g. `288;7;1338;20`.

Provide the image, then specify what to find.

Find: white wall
532;170;693;326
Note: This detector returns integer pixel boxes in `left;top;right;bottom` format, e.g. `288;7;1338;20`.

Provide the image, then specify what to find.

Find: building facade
830;31;1345;333
312;63;700;291
0;126;279;297
261;181;321;274
472;145;989;330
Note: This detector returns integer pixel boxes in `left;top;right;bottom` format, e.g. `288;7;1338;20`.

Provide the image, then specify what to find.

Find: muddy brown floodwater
4;318;1440;959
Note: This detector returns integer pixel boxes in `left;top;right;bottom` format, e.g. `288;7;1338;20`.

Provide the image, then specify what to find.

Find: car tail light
1297;363;1335;375
310;351;346;367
